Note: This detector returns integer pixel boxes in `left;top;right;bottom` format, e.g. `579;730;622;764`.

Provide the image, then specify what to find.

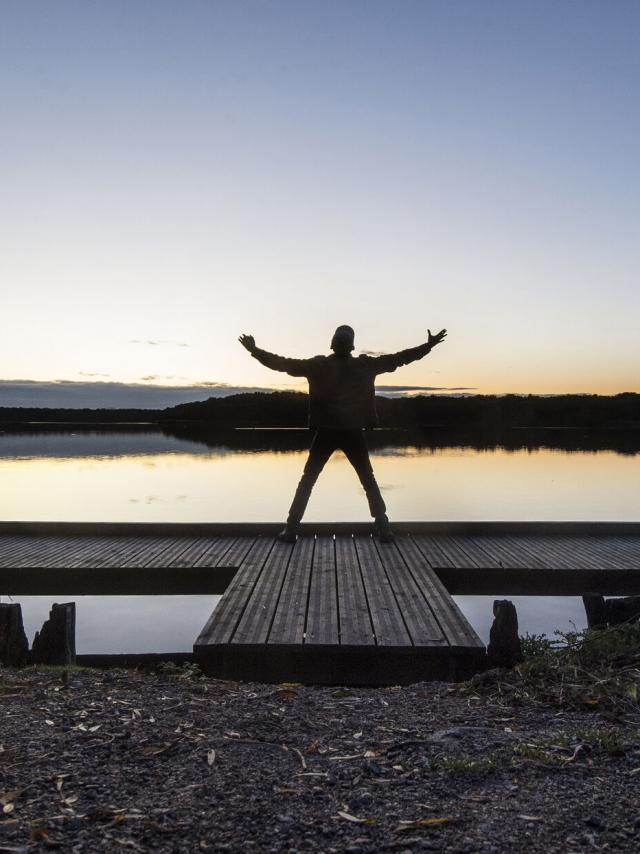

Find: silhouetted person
239;325;447;541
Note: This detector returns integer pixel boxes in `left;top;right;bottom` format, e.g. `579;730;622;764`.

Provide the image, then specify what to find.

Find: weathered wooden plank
305;535;339;645
195;537;274;646
511;535;581;570
29;536;111;567
0;536;58;566
269;536;315;645
473;534;547;569
233;541;295;644
428;534;489;569
0;536;76;567
86;536;170;568
121;537;192;568
411;534;456;568
166;536;233;568
550;536;619;570
196;536;254;568
335;534;374;646
354;535;411;646
453;535;503;569
374;537;445;646
397;536;484;650
582;537;640;568
27;536;109;568
0;536;33;565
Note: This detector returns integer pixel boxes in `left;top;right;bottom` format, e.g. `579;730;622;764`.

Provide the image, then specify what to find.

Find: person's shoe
276;525;299;544
375;518;395;543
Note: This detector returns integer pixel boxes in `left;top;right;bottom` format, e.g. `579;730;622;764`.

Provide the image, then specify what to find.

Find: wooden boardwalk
2;522;640;596
193;533;486;684
3;521;640;683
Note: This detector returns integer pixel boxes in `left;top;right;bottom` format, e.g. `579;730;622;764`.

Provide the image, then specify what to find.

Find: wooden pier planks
3;522;640;600
194;532;486;683
335;534;374;646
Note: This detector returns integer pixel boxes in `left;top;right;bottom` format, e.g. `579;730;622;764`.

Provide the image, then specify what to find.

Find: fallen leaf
518;815;543;822
141;744;170;755
45;720;54;726
337;811;377;825
207;749;216;765
3;803;15;814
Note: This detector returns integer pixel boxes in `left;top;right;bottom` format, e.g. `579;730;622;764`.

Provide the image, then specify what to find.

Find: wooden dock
2;522;640;596
193;533;485;684
2;521;640;685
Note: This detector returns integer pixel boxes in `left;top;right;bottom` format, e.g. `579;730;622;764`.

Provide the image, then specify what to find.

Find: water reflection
8;594;586;654
1;427;639;522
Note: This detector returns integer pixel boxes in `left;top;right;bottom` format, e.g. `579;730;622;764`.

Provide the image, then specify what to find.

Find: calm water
2;427;640;521
2;427;638;653
7;594;587;654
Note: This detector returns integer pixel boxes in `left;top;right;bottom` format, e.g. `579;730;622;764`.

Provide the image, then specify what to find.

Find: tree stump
582;593;607;629
487;599;523;668
606;595;640;626
582;593;640;628
0;603;29;667
30;602;76;666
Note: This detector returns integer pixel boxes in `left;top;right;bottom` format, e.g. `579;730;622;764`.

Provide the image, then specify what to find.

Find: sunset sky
2;0;638;406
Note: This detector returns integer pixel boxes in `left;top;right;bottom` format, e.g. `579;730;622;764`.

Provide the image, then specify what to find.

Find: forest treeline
0;392;639;429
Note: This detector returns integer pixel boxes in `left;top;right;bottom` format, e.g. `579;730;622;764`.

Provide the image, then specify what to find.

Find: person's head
330;324;355;356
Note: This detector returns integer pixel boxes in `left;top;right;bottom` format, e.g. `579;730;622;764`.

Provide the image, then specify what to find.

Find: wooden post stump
31;602;76;666
487;599;523;668
0;603;29;667
606;595;640;626
582;593;607;629
582;593;640;628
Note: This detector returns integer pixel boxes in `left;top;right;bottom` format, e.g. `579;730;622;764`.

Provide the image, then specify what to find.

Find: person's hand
428;328;447;347
239;334;256;353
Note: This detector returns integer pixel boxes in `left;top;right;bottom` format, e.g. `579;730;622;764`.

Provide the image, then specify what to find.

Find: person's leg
340;430;394;540
279;431;335;541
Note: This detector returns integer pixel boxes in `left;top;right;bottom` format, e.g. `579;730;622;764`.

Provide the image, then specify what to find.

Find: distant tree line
165;391;640;429
1;392;639;430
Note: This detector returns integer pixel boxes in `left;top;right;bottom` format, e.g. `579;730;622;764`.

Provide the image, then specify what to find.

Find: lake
2;426;640;522
2;426;638;654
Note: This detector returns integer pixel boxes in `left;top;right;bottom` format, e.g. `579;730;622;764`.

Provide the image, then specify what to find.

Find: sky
1;0;639;407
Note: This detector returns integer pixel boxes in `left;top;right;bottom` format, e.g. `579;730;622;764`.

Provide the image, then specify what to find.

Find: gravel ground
1;666;640;853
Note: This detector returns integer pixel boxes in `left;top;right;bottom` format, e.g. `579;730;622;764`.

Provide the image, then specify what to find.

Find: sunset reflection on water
1;431;639;522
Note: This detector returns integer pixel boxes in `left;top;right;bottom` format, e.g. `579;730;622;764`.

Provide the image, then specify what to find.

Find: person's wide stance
239;325;447;542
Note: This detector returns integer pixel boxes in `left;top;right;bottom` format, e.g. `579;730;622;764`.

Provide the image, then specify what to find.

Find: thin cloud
138;374;191;382
375;385;477;392
375;385;477;398
128;339;190;348
0;380;274;410
79;371;111;378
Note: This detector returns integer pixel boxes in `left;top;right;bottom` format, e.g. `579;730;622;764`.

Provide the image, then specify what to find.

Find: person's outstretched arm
370;329;447;375
238;334;311;377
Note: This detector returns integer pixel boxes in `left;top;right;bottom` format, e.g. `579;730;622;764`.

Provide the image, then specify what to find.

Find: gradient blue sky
2;0;638;404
